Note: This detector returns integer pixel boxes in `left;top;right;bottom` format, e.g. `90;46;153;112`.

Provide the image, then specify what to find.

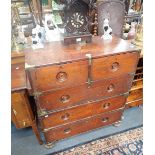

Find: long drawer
36;74;132;112
28;52;139;92
43;109;123;143
39;95;126;129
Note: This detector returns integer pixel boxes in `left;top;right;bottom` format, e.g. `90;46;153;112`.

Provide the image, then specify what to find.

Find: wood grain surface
39;95;125;129
36;74;132;112
43;109;123;142
25;36;140;68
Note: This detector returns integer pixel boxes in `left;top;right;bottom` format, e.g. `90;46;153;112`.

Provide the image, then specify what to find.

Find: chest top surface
24;36;140;68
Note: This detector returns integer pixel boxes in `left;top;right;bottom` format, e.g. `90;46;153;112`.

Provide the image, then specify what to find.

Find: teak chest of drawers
25;36;140;147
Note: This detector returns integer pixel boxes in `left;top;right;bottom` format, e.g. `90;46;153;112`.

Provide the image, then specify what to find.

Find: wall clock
63;0;95;45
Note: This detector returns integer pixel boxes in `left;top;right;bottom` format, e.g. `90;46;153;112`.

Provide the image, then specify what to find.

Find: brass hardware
42;128;50;132
25;63;35;70
86;54;92;87
23;121;26;126
33;92;42;98
64;128;71;134
61;113;70;121
102;117;109;123
16;66;19;70
60;95;70;103
111;62;119;71
129;72;135;76
37;109;48;116
107;84;115;92
13;109;17;115
56;72;68;82
103;103;110;109
124;92;129;97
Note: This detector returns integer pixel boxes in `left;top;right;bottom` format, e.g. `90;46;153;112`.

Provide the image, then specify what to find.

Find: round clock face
65;11;87;34
70;12;85;29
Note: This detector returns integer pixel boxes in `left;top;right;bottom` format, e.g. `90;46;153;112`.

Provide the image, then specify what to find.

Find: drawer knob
64;128;71;134
103;103;110;109
56;72;67;82
102;117;109;123
60;95;70;103
107;84;115;92
111;62;119;71
61;113;70;121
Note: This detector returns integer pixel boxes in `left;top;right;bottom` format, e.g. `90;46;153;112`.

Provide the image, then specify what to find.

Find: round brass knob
64;128;71;134
56;72;67;82
61;113;70;121
102;117;109;123
107;84;115;92
60;95;70;103
111;62;119;72
103;103;110;109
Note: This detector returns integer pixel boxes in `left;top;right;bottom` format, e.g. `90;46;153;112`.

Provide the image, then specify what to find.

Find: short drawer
91;52;139;81
39;95;126;129
36;74;132;112
28;52;139;92
43;109;123;143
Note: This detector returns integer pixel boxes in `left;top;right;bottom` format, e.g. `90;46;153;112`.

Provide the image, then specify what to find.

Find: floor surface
11;107;143;155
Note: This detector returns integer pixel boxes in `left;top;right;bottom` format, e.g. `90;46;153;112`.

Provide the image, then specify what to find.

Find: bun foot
113;121;122;127
44;141;56;149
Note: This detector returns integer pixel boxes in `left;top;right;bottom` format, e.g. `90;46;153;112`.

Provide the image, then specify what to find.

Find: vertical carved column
93;12;98;36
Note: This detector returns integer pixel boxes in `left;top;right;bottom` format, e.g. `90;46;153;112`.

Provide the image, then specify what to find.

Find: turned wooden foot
138;105;143;109
44;141;56;149
31;121;43;145
121;116;124;120
113;121;122;127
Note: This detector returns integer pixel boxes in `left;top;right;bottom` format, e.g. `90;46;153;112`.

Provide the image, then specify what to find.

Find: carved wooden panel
97;0;125;37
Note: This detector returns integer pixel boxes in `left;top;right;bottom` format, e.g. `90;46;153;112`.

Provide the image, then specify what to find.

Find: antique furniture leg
31;119;43;145
113;115;124;127
44;141;56;149
113;120;122;127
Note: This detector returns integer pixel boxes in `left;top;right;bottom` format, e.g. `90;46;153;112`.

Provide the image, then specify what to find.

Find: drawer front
37;74;132;112
11;92;33;129
39;95;126;129
29;61;88;92
92;52;139;80
29;52;139;92
43;110;123;143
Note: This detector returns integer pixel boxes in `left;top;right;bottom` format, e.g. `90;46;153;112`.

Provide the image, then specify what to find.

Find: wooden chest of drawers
25;36;140;147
